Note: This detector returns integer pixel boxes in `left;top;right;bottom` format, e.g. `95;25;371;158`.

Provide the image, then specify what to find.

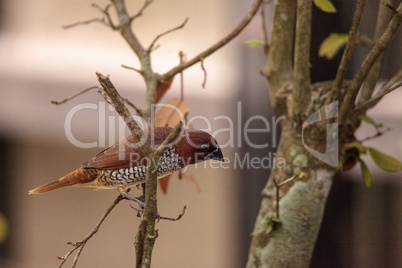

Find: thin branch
111;0;146;61
130;0;154;22
63;3;116;30
159;205;187;221
121;64;143;74
385;2;399;14
58;195;124;268
161;0;263;79
98;89;113;105
353;71;402;114
292;0;312;120
259;1;270;54
356;34;375;50
339;3;402;122
51;86;101;105
359;127;391;143
62;18;107;29
200;57;207;88
93;3;117;29
272;175;298;219
358;2;394;105
96;72;147;150
325;0;367;105
148;18;189;52
179;51;186;99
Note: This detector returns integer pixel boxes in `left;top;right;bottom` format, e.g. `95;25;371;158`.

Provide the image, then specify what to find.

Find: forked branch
339;3;402;122
325;0;367;105
161;0;263;79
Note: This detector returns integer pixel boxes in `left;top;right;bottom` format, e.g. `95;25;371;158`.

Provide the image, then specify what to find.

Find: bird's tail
29;168;96;194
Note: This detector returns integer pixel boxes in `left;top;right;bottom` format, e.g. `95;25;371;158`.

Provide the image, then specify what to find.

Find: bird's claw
122;192;185;222
122;192;161;221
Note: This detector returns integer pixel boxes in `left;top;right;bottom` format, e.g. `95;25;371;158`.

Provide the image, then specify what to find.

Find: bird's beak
205;146;225;162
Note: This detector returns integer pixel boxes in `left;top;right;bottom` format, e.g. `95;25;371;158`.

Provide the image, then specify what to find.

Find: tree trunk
247;120;336;267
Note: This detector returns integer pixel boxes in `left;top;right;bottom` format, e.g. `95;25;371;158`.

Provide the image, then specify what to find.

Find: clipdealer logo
302;101;339;167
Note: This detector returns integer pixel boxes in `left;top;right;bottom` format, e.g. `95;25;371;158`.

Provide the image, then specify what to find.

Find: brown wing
81;127;175;169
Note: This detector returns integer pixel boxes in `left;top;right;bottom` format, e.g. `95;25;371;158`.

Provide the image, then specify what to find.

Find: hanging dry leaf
157;76;174;103
159;174;172;194
154;98;190;127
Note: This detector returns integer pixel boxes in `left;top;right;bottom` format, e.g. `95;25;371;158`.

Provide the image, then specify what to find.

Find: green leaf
251;212;280;236
298;172;308;179
319;33;349;59
368;147;402;171
359;159;373;188
358;114;385;128
358;114;376;125
343;141;367;154
381;0;391;6
245;40;265;48
314;0;337;13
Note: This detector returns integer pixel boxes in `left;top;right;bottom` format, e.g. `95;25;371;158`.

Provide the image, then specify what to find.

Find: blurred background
0;0;401;267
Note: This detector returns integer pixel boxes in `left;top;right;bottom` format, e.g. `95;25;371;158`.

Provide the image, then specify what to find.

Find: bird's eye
200;144;210;151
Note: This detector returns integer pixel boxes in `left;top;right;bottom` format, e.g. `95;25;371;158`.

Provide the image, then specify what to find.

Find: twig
121;64;143;74
259;1;270;54
359;127;391;143
339;3;402;122
130;204;187;222
358;2;394;105
62;4;115;29
58;195;124;268
98;89;113;105
179;51;186;99
325;0;367;105
62;18;107;29
385;2;399;14
272;175;298;219
51;86;101;105
96;72;147;149
159;206;187;221
200;57;207;88
130;0;154;22
353;77;402;115
122;97;143;115
111;0;146;61
356;34;375;50
161;0;263;79
148;18;189;52
92;3;116;29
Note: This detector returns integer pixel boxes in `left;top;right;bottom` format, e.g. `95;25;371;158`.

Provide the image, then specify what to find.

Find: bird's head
173;128;224;166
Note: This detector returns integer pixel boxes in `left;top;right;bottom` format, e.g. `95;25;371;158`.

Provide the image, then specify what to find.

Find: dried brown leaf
158;174;172;194
154;98;190;127
157;76;174;103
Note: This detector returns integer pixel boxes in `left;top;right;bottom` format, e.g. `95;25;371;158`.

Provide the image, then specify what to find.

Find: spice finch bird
29;127;224;195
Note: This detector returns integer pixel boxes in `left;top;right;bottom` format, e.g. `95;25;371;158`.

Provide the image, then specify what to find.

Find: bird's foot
120;192;145;208
121;192;161;221
121;192;186;222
